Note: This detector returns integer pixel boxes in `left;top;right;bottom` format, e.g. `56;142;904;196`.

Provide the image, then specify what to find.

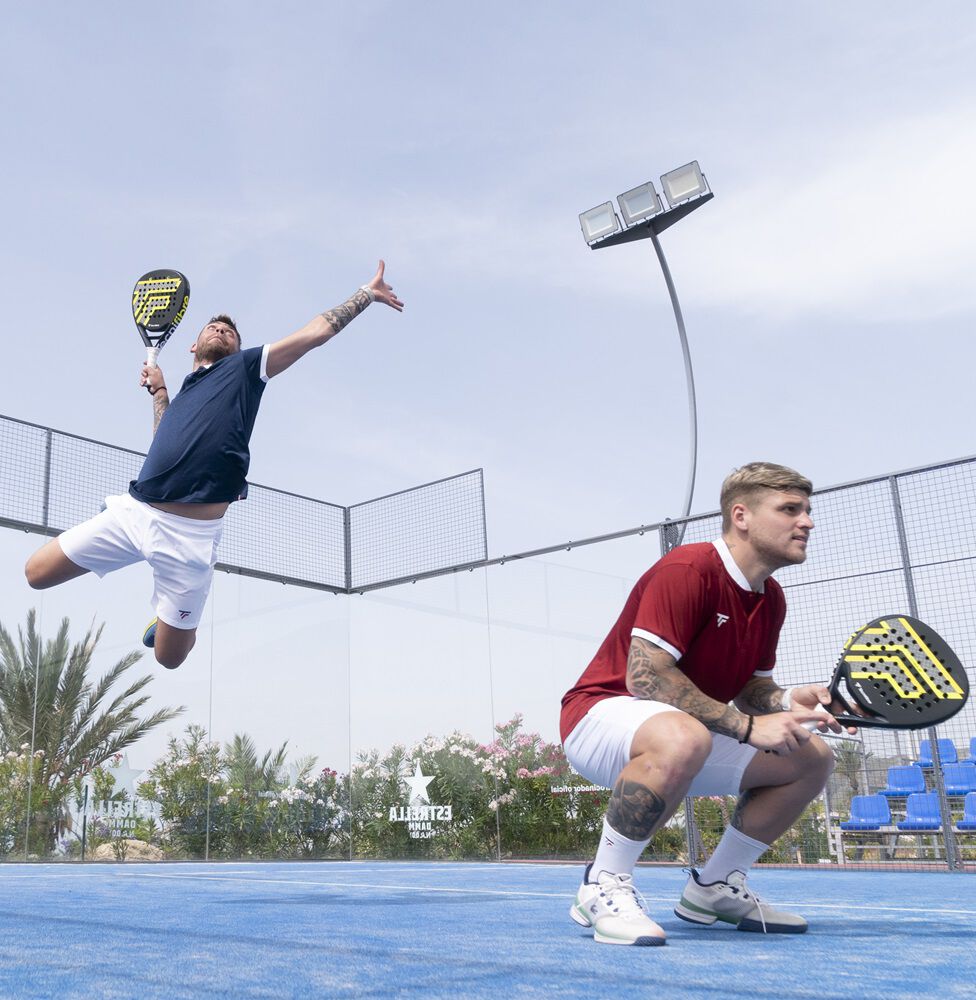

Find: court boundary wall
4;411;976;871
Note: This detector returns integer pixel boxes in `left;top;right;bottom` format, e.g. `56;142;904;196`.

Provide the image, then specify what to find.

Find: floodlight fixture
617;182;663;228
579;202;621;244
660;160;708;208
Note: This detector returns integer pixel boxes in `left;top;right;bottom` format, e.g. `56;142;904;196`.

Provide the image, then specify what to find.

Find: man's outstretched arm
266;260;403;379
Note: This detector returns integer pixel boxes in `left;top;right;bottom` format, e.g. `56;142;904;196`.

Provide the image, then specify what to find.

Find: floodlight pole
588;192;713;543
649;230;697;543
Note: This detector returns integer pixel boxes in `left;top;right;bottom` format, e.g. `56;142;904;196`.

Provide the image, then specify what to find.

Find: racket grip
802;703;830;732
145;346;160;369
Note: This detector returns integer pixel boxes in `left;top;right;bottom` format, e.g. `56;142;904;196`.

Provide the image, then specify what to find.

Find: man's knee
24;556;44;590
808;734;836;780
630;715;712;788
153;624;196;669
25;541;87;590
154;648;189;670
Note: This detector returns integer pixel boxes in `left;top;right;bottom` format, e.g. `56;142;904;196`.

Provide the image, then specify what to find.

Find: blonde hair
720;462;812;531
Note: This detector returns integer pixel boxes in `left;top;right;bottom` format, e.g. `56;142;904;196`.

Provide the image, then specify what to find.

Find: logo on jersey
716;613;730;628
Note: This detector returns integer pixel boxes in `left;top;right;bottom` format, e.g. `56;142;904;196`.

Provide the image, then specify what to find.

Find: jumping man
25;261;403;669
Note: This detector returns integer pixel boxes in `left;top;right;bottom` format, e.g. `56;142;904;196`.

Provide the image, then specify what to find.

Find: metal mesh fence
217;485;347;591
0;413;487;594
348;470;487;591
0;417;51;531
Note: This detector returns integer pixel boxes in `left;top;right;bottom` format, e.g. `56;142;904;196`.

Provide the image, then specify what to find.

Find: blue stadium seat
943;762;976;796
913;738;958;767
897;792;942;831
840;795;891;831
957;793;976;832
879;765;926;798
969;737;976;761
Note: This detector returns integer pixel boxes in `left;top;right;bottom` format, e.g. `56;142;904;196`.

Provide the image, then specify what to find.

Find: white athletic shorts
563;695;758;796
57;493;223;631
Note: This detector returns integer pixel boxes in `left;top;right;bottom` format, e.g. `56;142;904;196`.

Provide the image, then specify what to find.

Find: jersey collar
712;537;764;594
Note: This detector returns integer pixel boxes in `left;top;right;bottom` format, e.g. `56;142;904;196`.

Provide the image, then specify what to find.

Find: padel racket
132;269;190;368
820;615;968;730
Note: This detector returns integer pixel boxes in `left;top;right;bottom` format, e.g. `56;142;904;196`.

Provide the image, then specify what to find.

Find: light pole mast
579;162;713;542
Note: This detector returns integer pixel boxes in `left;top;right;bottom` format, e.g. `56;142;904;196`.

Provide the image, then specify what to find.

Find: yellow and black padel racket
825;615;968;730
132;269;190;369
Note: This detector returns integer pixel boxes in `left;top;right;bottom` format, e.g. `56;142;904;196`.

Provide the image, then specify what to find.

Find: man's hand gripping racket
132;270;190;390
804;615;968;733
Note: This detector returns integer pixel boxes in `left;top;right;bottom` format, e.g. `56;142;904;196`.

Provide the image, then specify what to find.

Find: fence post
41;429;52;529
343;506;353;592
888;475;960;871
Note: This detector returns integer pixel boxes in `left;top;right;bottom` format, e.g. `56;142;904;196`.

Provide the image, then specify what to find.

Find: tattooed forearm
607;778;668;841
735;677;785;716
152;390;169;435
321;287;372;336
627;637;749;741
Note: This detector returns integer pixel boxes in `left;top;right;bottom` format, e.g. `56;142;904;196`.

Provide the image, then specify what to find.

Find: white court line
118;871;976;916
4;867;975;918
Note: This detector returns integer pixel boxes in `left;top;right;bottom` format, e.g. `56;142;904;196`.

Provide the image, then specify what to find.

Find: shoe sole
570;903;666;946
674;901;806;934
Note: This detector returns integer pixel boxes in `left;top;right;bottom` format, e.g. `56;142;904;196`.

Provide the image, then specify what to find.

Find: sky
2;2;976;775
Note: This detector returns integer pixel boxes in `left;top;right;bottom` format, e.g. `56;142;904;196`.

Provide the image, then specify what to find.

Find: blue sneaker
142;618;158;648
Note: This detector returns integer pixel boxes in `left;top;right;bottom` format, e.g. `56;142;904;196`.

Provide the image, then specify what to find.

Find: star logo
106;754;144;798
403;761;434;804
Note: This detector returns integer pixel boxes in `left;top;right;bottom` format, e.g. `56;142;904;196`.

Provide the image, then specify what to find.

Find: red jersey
559;540;786;743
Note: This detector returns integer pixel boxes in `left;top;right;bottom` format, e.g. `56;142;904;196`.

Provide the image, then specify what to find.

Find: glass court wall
2;412;975;870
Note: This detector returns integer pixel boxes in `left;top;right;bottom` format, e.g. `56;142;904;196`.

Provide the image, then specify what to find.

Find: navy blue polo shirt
129;345;269;505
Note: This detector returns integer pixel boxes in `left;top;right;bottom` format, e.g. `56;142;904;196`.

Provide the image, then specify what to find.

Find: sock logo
603;836;615;847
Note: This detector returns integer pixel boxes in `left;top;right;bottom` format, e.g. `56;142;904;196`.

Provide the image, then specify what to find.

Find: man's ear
730;501;750;530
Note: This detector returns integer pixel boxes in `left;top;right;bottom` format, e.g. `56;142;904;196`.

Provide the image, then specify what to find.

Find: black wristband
739;715;754;745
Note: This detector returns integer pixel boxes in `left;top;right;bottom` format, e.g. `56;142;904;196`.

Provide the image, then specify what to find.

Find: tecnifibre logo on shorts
178;610;191;619
388;761;452;840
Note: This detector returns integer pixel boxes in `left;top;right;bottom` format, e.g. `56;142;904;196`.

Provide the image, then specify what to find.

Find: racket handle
145;345;160;369
802;703;830;732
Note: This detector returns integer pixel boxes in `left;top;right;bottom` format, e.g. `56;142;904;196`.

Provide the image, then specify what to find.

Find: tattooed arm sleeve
265;287;373;379
152;389;169;435
734;675;786;716
626;635;751;741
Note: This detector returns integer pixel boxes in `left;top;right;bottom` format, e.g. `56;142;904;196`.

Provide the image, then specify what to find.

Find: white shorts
57;493;223;631
563;695;757;796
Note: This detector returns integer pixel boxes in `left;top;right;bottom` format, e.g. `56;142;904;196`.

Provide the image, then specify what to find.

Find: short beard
195;341;237;365
754;536;808;571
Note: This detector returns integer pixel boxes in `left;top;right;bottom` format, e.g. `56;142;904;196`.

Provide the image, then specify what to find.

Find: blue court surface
1;861;973;999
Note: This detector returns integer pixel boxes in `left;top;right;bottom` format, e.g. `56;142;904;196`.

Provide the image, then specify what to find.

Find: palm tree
0;609;185;855
224;733;289;795
831;739;874;806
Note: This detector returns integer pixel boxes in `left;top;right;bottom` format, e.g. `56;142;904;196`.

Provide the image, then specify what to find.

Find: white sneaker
674;869;807;934
570;864;667;946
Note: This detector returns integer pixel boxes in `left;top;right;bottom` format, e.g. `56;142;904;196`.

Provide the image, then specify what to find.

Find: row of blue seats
912;737;976;767
880;762;976;797
841;791;976;832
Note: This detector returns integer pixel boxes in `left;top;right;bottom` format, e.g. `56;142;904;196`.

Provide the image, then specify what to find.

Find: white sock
589;818;651;881
698;826;769;883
